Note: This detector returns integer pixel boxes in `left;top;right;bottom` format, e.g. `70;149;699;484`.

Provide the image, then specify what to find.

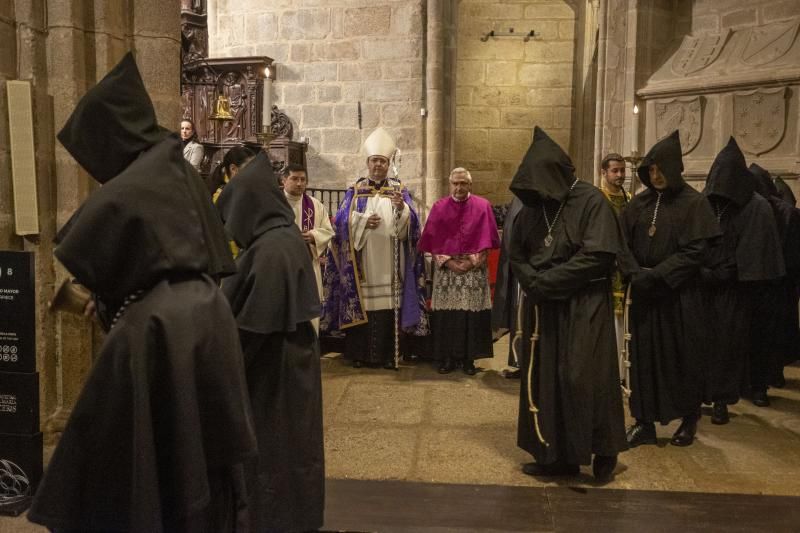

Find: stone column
425;0;446;214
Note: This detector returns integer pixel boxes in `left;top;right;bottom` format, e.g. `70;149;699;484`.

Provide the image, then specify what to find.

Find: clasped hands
445;257;475;274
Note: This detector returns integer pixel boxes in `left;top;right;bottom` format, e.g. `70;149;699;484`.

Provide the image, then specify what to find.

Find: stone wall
0;0;181;437
637;0;800;194
454;0;577;203
209;0;427;198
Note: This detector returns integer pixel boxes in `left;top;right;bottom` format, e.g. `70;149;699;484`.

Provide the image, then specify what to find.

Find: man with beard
217;152;325;532
623;131;720;448
749;163;800;396
509;127;627;482
599;153;630;384
701;138;784;424
322;127;427;368
28;52;256;532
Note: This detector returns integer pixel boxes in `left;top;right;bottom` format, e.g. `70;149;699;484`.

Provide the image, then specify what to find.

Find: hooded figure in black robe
622;130;721;448
217;152;325;532
775;177;797;207
29;53;257;533
53;52;236;292
749;163;800;390
700;139;785;423
492;196;524;376
509;127;627;481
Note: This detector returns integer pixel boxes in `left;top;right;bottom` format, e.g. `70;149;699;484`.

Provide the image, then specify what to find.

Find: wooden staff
620;284;632;398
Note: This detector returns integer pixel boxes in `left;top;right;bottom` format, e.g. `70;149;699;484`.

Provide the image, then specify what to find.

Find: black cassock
492;196;524;366
29;54;256;533
701;139;785;403
218;152;325;533
509;127;627;466
622;131;721;425
750;163;800;375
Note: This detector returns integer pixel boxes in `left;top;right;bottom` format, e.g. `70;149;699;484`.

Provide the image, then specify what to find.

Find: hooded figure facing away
217;152;325;533
509;127;628;482
622;131;721;449
28;53;257;532
749;163;800;392
700;139;784;423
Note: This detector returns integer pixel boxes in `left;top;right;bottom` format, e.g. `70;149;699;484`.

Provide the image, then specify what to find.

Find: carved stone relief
741;20;799;67
654;96;702;155
671;30;730;77
733;87;787;156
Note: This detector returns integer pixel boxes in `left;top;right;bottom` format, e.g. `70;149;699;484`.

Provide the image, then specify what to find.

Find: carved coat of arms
654;96;703;155
671;30;730;76
733;88;787;156
741;20;799;66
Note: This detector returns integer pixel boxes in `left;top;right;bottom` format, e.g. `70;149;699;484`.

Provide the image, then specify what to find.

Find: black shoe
352;359;362;368
522;462;579;477
438;359;454;374
711;402;729;425
626;421;657;448
670;415;698;447
463;360;477;376
383;360;396;370
751;389;770;407
773;372;786;389
503;368;521;379
592;455;617;483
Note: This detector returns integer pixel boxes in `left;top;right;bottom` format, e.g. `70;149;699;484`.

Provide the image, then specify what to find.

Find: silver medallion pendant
648;224;656;237
544;233;553;247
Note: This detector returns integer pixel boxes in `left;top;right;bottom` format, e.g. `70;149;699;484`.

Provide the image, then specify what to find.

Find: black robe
29;56;256;531
218;152;325;532
509;127;627;465
492;197;524;366
54;52;236;281
750;164;800;372
621;130;721;424
701;139;785;403
775;177;797;207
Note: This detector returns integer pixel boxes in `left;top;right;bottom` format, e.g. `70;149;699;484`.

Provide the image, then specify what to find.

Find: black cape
750;164;800;369
218;152;325;531
492;196;524;366
509;127;627;465
56;51;235;280
700;139;784;403
775;177;797;207
29;97;256;531
622;130;721;423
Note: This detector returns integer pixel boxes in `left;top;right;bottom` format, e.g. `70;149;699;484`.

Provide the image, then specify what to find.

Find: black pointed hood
55;136;209;301
775;177;797;207
216;151;295;249
637;130;685;193
749;163;779;199
704;137;755;206
57;52;169;184
510;126;576;205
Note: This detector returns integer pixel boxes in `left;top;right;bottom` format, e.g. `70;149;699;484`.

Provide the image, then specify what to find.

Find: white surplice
285;192;334;301
349;192;410;311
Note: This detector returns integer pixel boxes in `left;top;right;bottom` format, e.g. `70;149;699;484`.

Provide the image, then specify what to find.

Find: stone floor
322;336;800;495
4;336;799;531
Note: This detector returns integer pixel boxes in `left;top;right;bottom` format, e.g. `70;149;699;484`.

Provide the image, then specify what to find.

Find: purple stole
301;193;316;232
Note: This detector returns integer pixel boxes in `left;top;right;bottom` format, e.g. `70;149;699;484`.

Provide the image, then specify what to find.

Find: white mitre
362;127;397;161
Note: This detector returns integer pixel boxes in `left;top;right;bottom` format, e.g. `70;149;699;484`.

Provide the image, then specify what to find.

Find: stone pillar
425;0;445;214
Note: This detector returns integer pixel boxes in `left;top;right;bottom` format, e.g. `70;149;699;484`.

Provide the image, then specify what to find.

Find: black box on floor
0;372;39;434
0;431;43;516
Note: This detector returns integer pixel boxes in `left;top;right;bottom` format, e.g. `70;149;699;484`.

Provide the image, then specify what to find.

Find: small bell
209;94;234;121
